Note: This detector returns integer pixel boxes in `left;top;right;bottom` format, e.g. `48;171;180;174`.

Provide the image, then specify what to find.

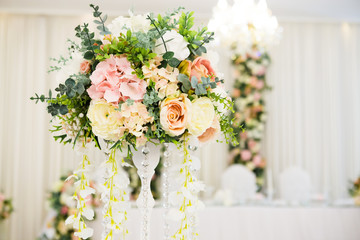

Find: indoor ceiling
0;0;359;22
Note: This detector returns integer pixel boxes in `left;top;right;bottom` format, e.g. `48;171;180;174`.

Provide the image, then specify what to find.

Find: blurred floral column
0;192;14;240
209;0;282;190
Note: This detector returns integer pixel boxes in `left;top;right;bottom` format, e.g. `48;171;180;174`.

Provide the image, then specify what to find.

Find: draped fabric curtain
0;13;359;239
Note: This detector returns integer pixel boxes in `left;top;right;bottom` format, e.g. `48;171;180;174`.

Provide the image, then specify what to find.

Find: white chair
279;166;312;203
221;164;257;203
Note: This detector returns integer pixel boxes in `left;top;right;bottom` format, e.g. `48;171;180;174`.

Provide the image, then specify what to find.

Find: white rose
108;13;150;37
187;97;215;136
154;30;190;60
87;99;124;141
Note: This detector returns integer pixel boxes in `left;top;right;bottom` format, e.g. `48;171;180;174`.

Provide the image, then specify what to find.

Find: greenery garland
229;47;271;190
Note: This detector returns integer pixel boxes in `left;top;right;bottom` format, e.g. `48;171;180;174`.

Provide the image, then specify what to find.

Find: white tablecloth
90;206;360;240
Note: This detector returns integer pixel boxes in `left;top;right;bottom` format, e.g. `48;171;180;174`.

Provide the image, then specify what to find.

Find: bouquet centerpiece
32;4;238;239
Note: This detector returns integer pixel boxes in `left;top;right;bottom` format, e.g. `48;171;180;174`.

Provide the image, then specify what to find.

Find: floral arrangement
0;192;14;221
38;175;100;240
349;177;360;206
228;49;270;189
209;0;281;191
31;4;237;239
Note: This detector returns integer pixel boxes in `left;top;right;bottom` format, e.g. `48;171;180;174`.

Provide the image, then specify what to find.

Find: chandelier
208;0;282;54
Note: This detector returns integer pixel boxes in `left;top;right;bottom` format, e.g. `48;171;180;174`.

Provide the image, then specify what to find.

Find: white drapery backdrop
0;13;360;239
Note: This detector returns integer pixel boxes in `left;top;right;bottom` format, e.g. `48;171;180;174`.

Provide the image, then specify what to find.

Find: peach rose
191;57;216;81
80;60;91;74
178;57;216;82
198;117;220;143
160;94;191;137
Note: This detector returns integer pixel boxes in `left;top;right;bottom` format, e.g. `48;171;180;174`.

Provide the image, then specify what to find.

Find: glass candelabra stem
132;142;161;240
162;143;171;240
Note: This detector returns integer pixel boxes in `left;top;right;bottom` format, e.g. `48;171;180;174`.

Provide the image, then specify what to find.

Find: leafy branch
90;4;111;35
75;23;101;60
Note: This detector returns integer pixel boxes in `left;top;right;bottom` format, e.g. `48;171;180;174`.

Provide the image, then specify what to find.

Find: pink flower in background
80;60;91;74
254;92;261;101
241;149;252;161
256;80;265;89
250;77;258;88
60;206;69;215
255;66;266;76
253;155;262;166
240;131;248;140
87;55;147;103
0;193;5;202
232;89;241;98
248;139;257;150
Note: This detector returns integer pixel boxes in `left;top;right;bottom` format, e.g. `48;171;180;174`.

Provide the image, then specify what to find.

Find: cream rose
198;116;220;143
160;94;191;137
87;99;124;141
187;97;215;136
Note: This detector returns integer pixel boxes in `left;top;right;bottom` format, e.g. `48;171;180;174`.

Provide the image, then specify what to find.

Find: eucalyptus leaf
59;105;68;115
65;78;75;87
84;51;94;60
168;58;180;67
191;76;198;88
177;73;189;82
163;51;174;60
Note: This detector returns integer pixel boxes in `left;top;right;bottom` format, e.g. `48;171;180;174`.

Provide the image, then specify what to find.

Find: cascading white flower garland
65;153;95;239
101;148;130;240
169;135;205;239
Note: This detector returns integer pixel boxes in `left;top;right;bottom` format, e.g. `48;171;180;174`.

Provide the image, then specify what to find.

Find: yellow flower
187;97;215;136
178;60;191;76
87;99;124;141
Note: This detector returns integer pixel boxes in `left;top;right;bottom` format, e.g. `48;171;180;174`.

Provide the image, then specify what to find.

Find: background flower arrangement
31;4;237;239
228;49;270;190
349;177;360;206
38;174;100;240
0;192;14;221
209;0;281;191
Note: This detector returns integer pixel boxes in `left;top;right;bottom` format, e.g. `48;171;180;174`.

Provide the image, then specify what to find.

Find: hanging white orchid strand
65;153;95;239
101;148;130;240
169;135;205;239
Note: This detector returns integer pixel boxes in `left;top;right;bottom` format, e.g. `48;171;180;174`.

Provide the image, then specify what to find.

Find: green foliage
208;91;241;145
177;74;224;95
95;31;157;78
177;11;214;59
90;4;111;35
74;23;102;61
48;39;80;73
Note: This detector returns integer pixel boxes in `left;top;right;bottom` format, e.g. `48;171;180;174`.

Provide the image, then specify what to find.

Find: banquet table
90;205;360;240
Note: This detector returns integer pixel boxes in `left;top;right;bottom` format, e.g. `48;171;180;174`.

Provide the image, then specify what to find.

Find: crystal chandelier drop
208;0;282;54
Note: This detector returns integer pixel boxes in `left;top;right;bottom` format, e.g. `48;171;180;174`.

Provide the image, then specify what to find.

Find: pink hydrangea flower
87;55;147;103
